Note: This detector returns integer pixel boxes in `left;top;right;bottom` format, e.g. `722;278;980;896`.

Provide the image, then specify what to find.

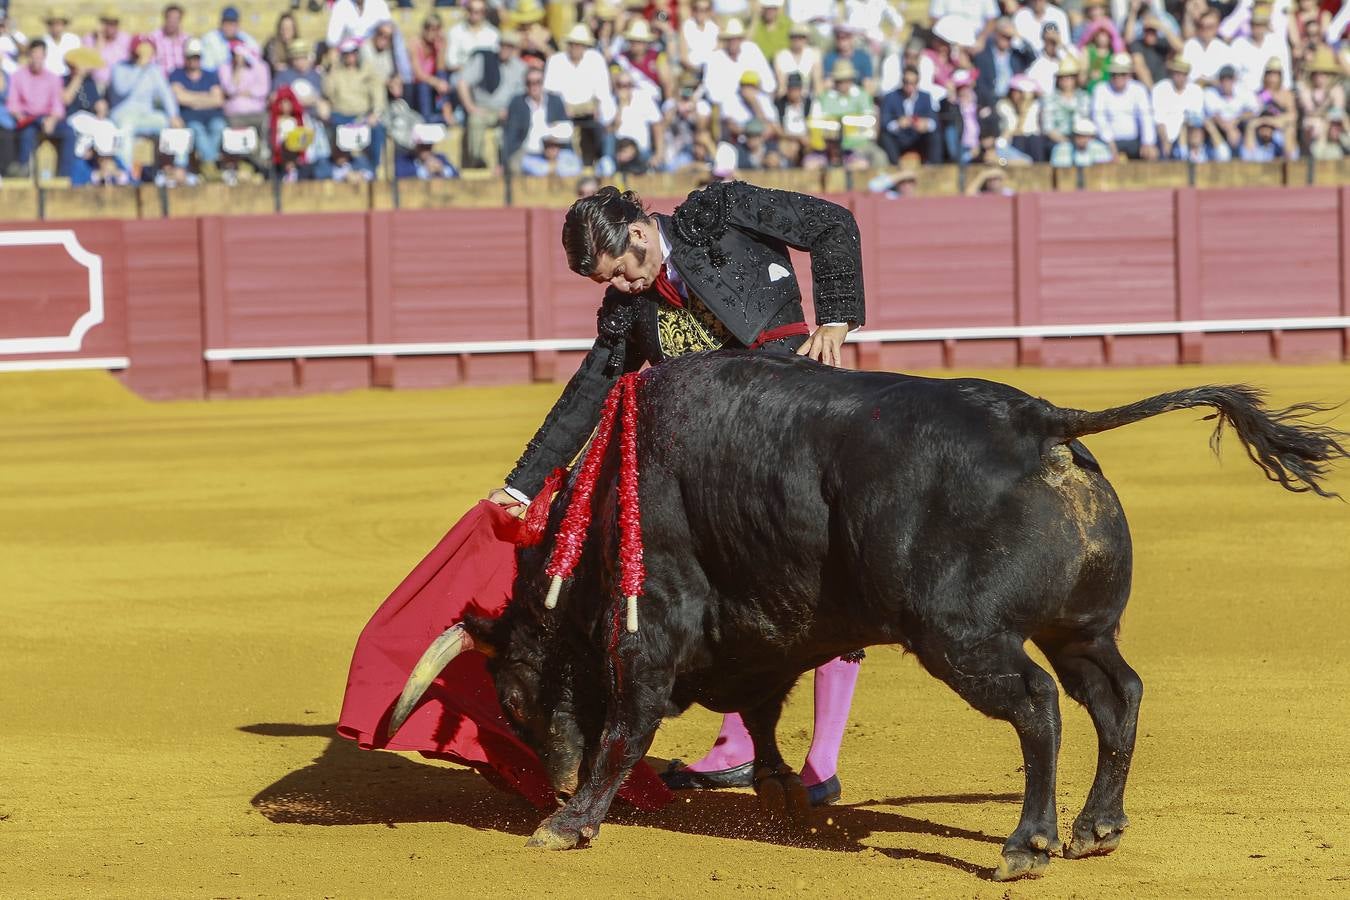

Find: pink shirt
84;31;133;87
6;64;66;121
149;28;189;77
219;56;271;117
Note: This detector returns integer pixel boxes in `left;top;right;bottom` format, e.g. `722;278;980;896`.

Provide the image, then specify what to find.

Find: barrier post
1173;188;1204;364
526;208;559;381
1340;187;1350;361
198;216;231;395
1012;193;1043;366
367;211;396;387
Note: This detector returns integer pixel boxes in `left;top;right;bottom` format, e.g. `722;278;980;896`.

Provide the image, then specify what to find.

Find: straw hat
1107;52;1133;75
830;59;857;81
720;19;746;39
595;3;621;21
287;38;311;58
966;167;1007;195
624;18;655;43
44;8;69;24
789;22;811;38
64;46;104;70
564;23;596;46
511;0;546;26
1165;55;1190;73
1056;56;1081;77
1009;73;1040;94
1072;118;1097;137
98;7;120;22
1309;47;1341;75
1263;55;1283;73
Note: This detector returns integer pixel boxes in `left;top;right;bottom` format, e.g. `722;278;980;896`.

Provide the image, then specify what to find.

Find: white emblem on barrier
0;230;106;355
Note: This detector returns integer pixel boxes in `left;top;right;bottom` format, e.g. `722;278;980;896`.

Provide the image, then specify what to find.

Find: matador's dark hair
561;186;651;276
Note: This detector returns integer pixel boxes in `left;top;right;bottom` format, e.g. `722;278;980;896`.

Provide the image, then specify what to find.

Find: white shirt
713;0;752;17
1026;46;1079;97
680;19;720;67
1230;33;1289;92
703;44;776;107
445;22;500;70
845;0;905;43
326;0;393;47
787;0;838;26
543;49;617;122
42;32;81;77
1151;79;1205;142
1013;5;1071;54
774;45;820;89
929;0;1000;28
1091;79;1155;145
614;92;663;153
522;95;551;157
722;90;780;129
0;29;26;75
1203;84;1259;120
1182;37;1235;84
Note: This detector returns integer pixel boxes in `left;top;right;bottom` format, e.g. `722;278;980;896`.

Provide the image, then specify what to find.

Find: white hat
565;23;595;45
185;38;204;57
712;141;738;178
158;127;193;157
1072;117;1097;137
412;122;447;146
720;18;746;39
543;121;576;145
335;123;372;152
623;18;655;42
221;126;259;155
932;14;977;47
760;0;784;7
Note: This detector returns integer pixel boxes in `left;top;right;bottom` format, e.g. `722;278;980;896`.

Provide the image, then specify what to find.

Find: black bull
393;352;1346;881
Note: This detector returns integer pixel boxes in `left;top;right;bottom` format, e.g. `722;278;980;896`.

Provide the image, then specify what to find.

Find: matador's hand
796;323;850;367
487;488;528;519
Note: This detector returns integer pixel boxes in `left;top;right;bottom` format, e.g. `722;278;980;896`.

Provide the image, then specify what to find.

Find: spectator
1041;55;1088;147
544;24;615;166
1297;48;1346;146
263;13;300;74
7;41;67;176
927;15;977;93
1050;116;1113;165
502;66;567;171
823;25;874;93
787;0;839;39
661;72;714;170
1256;57;1295;126
723;69;779;135
1151;55;1204;154
330;125;376;183
361;21;412;102
275;40;326;117
810;59;885;167
446;0;499;75
1074;0;1124;49
938;67;982;162
996;73;1046;160
1173;114;1232;161
879;64;940;163
0;64;16;175
324;39;388;167
170;39;227;175
867;167;918;197
269;85;329;181
1080;17;1124;91
1;16;26;77
1182;10;1234;85
1091;52;1158;158
1204;64;1259;150
774;23;823;98
575;174;600;197
395;121;459;179
1239;114;1295;160
703;19;776;107
1309;107;1349;159
974;18;1034;108
1026;22;1080;95
61;47;106;175
681;0;720;69
509;0;553;71
149;4;190;79
1014;0;1071;54
410;13;451;121
328;0;393;48
1127;14;1180;89
751;0;793;61
1231;8;1289;93
109;36;181;173
732;117;775;169
615;19;671;106
201;7;260;74
776;70;811;140
1291;0;1330;48
879;38;934;98
458;30;527;169
40;9;79;78
929;0;1000;37
219;43;270;172
844;0;905;49
966;166;1013;195
83;9;130;89
68;116;131;185
520;120;582;176
610;69;665;167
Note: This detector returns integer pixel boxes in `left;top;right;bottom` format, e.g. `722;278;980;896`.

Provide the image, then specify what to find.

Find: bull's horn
625;595;638;634
544;575;563;609
388;623;476;735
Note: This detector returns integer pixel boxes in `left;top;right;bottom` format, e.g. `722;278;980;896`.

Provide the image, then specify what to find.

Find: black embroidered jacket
504;180;866;497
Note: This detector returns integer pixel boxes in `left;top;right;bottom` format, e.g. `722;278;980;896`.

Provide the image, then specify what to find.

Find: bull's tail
1049;385;1349;498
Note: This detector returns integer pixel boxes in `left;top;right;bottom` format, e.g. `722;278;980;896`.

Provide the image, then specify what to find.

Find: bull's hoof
1064;813;1129;859
525;823;583;851
753;766;811;826
993;833;1059;882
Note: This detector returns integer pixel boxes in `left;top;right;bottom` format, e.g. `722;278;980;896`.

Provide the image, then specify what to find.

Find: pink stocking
800;655;861;787
682;713;755;772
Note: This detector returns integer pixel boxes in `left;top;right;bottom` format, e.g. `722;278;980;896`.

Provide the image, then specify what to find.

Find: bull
392;352;1346;881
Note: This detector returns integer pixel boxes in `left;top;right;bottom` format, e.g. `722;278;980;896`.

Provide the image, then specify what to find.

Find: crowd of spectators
2;0;1349;188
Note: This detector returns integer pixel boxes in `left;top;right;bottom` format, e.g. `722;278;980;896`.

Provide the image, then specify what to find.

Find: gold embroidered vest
655;293;734;358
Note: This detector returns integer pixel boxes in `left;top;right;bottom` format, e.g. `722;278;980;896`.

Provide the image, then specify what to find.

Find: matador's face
590;221;665;295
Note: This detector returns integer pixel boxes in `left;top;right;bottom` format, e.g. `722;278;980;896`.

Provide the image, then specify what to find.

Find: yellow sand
2;364;1348;898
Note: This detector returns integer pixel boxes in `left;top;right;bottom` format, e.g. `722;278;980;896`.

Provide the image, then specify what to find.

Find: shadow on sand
243;723;1017;878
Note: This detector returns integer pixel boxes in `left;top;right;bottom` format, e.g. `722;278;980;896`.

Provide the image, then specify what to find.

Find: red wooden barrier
0;186;1346;400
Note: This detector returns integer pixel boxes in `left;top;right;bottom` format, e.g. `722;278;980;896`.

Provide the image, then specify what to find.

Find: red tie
650;266;684;309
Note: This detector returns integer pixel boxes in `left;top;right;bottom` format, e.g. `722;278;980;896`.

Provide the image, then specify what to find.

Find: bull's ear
460;614;501;658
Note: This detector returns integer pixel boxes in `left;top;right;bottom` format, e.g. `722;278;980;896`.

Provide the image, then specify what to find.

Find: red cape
336;500;672;812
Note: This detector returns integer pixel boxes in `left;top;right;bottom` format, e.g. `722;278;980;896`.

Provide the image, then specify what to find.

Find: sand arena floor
2;363;1348;898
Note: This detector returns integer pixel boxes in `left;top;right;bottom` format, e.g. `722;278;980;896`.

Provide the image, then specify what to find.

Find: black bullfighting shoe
660;759;756;790
806;774;842;806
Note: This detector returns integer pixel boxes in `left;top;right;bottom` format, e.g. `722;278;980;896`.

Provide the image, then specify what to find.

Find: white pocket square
767;263;790;282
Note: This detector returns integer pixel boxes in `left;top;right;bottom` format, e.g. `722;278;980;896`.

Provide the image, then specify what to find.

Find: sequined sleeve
720;181;866;328
503;290;645;497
